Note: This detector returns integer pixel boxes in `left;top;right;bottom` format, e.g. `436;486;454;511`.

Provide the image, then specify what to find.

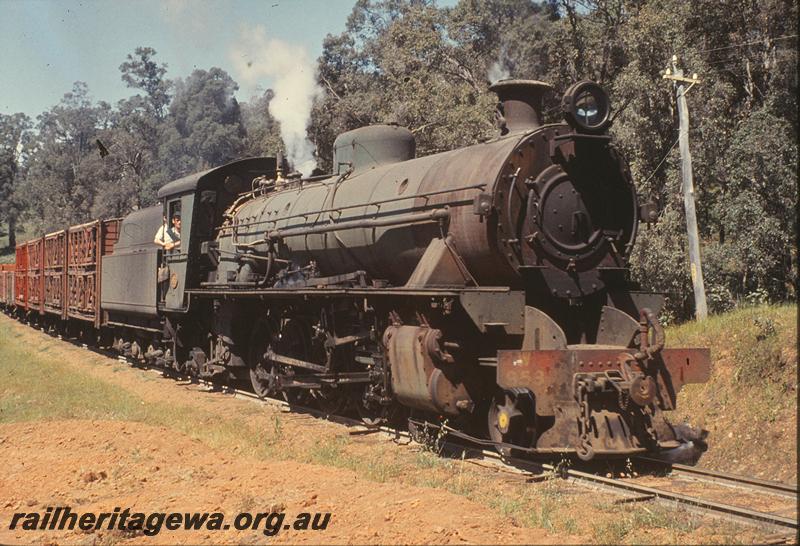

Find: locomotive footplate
496;346;710;460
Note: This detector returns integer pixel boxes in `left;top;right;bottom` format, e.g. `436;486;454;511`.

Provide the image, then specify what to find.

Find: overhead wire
639;137;680;187
694;34;797;55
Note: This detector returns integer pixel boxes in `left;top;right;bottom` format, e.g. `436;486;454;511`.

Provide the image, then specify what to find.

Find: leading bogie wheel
487;389;536;458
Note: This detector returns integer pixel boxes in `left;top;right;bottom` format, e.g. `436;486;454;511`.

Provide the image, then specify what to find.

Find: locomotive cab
155;157;277;312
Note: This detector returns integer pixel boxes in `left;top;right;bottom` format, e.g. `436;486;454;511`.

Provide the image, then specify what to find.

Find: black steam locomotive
3;80;710;461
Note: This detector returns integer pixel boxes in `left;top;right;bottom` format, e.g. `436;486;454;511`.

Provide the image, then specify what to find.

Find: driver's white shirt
155;225;180;246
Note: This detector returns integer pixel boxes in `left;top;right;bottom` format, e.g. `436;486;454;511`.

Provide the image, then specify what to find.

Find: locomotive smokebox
489;79;552;134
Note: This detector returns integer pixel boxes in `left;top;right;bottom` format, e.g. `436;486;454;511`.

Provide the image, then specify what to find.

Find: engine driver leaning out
154;214;181;251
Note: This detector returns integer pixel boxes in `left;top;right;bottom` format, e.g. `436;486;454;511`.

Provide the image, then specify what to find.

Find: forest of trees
0;0;796;321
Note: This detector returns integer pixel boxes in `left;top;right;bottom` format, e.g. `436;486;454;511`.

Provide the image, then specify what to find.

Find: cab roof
157;157;277;199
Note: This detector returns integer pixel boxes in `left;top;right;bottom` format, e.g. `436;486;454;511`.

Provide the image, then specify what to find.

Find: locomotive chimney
275;150;286;186
489;79;553;134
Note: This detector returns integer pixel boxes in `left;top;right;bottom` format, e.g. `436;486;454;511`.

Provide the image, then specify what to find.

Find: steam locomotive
1;79;710;461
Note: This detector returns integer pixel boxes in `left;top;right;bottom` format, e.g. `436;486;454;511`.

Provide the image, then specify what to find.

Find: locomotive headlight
561;81;611;133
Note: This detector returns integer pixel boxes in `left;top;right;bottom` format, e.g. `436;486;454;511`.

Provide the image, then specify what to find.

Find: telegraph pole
663;55;708;320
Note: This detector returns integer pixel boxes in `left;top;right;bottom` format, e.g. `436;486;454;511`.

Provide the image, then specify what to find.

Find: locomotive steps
0;304;796;544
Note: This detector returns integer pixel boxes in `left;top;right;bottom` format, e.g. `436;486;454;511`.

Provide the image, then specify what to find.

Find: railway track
555;462;796;533
9;314;800;540
422;421;798;536
425;425;798;537
635;456;798;497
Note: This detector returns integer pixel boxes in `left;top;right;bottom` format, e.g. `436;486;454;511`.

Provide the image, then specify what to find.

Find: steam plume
488;60;510;83
230;25;320;176
488;50;511;84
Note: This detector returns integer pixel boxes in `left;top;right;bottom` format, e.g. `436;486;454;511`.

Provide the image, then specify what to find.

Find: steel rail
634;456;797;495
556;465;798;530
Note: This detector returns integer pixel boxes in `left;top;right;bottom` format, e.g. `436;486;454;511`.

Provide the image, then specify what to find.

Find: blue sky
0;0;453;118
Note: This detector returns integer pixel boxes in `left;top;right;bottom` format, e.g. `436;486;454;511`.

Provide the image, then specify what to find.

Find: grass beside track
670;303;797;484
0;313;761;544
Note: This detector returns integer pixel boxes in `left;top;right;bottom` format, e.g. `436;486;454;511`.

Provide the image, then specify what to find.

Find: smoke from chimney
486;48;511;82
487;59;510;83
230;25;321;176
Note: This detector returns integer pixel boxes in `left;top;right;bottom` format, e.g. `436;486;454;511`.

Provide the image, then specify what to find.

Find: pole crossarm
662;74;701;85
